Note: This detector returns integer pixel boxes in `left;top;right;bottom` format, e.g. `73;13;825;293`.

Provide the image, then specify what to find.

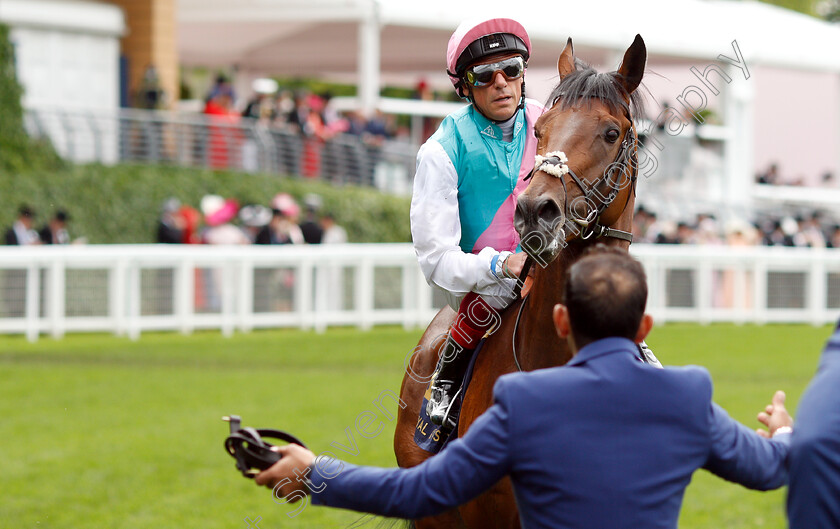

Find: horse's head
515;35;646;265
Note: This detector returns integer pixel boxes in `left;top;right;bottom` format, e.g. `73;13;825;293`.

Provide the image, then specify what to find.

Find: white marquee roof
178;0;840;75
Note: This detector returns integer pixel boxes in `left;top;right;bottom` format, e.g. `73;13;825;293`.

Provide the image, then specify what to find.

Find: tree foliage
0;23;63;173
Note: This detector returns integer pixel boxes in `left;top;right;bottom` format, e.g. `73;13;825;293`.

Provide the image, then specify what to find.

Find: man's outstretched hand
254;444;317;501
756;390;793;438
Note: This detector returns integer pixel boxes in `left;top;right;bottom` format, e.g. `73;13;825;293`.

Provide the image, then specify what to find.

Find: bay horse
394;34;647;529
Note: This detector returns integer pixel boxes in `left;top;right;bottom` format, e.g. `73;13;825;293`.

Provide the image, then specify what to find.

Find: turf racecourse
0;323;832;528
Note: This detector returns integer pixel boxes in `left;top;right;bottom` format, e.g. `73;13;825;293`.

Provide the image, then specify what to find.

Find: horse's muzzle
515;194;566;264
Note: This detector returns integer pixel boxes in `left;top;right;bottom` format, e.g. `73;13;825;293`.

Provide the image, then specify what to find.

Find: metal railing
23;107;418;195
0;244;839;342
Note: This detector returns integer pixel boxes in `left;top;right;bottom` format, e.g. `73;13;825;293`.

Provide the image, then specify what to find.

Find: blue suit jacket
788;321;840;528
310;338;789;529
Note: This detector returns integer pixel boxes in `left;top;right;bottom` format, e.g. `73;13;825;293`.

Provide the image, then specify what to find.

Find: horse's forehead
536;100;624;138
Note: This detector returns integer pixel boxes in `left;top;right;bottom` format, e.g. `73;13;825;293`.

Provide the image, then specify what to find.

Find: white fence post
238;259;254;333
25;263;40;342
176;259;194;335
48;260;66;339
810;254;828;327
127;261;141;340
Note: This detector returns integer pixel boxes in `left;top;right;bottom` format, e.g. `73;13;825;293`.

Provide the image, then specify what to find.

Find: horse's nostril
536;198;562;230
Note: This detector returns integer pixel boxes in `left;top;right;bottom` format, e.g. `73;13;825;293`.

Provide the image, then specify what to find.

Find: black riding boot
426;335;474;431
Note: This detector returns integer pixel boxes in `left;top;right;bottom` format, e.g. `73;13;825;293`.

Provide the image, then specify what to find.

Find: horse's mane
546;58;646;122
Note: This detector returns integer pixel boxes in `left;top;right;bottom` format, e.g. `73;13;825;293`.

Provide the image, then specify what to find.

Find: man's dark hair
562;245;648;345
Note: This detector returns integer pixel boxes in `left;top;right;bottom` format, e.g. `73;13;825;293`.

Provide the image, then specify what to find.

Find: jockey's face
466;53;524;122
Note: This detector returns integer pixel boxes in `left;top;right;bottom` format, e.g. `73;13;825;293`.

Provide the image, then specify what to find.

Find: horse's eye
534;129;542;139
605;129;620;143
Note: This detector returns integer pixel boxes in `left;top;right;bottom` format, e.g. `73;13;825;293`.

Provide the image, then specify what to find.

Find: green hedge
0;164;411;243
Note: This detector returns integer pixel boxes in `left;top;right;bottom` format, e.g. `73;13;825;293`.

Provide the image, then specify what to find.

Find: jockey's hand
505;252;531;278
255;444;317;500
756;390;793;438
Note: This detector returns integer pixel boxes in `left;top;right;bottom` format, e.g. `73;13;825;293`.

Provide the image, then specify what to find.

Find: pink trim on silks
471;102;543;254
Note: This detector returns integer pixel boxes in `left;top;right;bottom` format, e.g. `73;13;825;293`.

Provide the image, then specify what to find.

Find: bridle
511;109;640;371
525;110;638;244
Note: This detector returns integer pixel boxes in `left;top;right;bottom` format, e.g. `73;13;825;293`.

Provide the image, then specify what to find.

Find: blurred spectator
287;90;311;134
632;207;655;243
763;219;796;247
345;110;368;136
828;225;840;248
321;213;348;244
204;86;241;169
5;205;40;245
178;205;202;244
654;220;679;244
320;93;349;137
135;65;167;110
725;218;759;247
239;205;272;243
275;90;295;120
676;222;697;245
800;214;827;248
756;163;780;185
207;74;236;104
256;193;304;245
200;195;250;245
157;197;185;244
299;194;324;244
695;214;722;245
39;210;71;245
242;78;279;123
364;109;391;145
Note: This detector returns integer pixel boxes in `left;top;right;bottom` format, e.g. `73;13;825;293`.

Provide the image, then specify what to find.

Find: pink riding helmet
446;17;531;98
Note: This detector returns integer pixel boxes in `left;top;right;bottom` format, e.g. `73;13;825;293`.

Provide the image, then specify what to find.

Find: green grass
0;323;832;528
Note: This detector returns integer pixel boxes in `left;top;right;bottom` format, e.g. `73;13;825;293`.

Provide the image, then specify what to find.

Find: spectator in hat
200;195;250;245
239;205;272;243
39;210;71;245
299;194;324;244
157;198;185;244
5;205;41;245
256;193;304;245
242;78;279;123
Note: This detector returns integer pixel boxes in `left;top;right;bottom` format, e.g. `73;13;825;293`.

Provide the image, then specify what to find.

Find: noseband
527;125;637;243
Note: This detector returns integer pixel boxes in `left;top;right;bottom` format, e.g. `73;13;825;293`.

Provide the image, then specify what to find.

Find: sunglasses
464;56;526;87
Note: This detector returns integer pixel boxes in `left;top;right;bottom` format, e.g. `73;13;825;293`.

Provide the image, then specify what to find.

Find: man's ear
553;304;571;338
634;313;654;343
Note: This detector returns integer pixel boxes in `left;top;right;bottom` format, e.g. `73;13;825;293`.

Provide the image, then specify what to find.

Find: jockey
411;17;544;431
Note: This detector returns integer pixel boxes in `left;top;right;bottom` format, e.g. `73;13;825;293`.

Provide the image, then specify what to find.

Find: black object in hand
223;415;307;478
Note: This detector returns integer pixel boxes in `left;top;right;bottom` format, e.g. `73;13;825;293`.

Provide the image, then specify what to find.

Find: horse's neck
517;237;632;371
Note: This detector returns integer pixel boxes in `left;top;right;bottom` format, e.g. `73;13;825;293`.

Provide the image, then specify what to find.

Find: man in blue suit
257;246;793;529
787;319;840;528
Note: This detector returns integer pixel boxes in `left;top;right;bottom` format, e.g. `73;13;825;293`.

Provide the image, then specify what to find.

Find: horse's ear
616;34;646;95
557;37;575;79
